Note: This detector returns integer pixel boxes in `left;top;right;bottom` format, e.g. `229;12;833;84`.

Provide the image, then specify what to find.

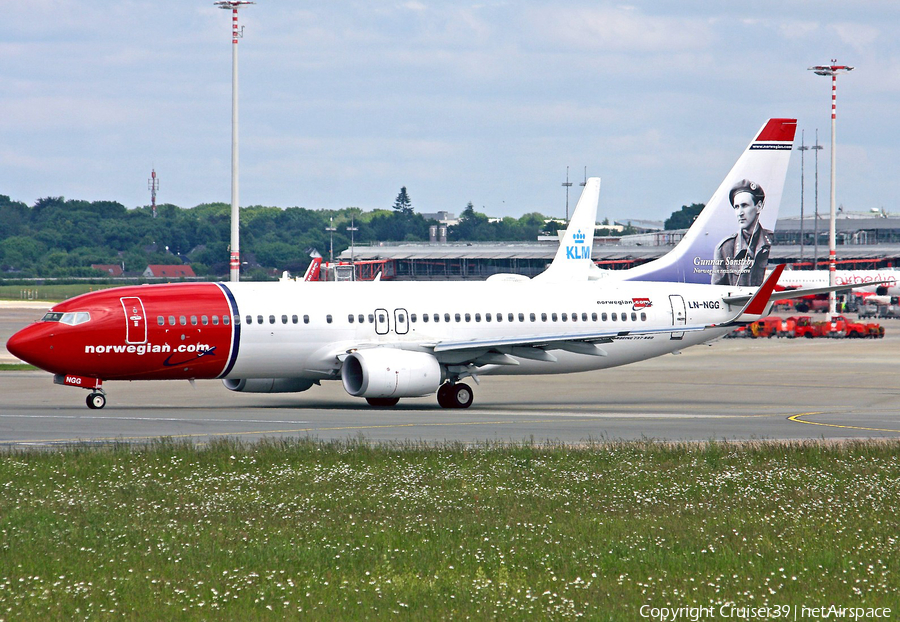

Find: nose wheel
86;392;106;410
437;382;473;409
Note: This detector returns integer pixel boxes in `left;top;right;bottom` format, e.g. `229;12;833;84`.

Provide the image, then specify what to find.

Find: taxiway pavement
2;305;898;445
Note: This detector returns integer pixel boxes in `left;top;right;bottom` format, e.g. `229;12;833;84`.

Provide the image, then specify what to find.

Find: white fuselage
224;279;746;380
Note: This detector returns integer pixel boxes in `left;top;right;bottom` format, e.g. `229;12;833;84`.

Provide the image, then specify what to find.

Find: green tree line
0;193;552;278
0;192;701;278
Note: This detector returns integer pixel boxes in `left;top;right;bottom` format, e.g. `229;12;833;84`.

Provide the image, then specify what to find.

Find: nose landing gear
53;374;107;409
86;392;107;409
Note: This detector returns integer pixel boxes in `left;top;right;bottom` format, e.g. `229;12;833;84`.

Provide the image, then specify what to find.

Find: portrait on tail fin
711;179;773;286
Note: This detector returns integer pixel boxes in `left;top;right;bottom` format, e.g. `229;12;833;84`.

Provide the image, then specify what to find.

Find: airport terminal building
336;214;900;280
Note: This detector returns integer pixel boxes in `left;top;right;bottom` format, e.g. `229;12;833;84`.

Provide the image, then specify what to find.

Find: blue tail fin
622;118;797;285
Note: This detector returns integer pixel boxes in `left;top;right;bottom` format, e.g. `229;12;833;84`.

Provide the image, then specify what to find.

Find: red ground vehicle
820;315;869;338
748;316;784;338
787;315;817;338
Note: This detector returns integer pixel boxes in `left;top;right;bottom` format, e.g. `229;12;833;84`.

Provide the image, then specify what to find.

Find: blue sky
3;1;898;223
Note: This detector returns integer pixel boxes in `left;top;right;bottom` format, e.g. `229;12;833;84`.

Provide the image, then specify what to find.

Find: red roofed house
142;264;196;278
91;264;124;277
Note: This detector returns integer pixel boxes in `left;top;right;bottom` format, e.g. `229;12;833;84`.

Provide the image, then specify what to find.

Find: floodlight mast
809;60;853;318
216;1;256;282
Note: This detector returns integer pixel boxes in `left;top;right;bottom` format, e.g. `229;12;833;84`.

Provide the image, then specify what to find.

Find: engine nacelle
223;378;316;393
341;349;442;398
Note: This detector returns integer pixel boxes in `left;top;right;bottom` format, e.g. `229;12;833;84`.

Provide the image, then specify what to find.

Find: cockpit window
41;312;64;322
58;312;91;326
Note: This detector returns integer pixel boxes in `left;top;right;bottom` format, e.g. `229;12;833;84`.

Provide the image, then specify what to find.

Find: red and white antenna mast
809;59;853;319
148;169;159;218
215;0;256;282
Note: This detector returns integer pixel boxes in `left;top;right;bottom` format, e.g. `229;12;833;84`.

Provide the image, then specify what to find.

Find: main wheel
450;383;473;409
366;397;399;407
437;382;454;408
86;392;106;410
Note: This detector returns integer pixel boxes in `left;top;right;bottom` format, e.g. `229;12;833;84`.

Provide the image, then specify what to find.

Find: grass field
0;283;120;302
1;439;898;620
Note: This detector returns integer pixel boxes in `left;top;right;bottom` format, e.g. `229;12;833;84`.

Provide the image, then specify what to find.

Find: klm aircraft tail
622;118;797;285
532;177;601;283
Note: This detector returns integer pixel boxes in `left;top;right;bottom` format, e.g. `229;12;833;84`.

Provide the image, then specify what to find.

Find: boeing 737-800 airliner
10;118;853;411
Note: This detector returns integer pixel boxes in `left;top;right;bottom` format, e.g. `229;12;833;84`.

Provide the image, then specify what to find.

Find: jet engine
341;349;442;398
223;378;316;393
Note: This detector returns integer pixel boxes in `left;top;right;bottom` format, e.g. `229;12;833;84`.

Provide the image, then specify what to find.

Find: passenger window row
156;314;232;327
221;310;649;326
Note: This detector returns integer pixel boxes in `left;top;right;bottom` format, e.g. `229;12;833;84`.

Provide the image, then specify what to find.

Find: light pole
346;217;358;280
809;60;853;317
796;131;808;261
561;166;572;222
812;130;824;270
325;217;336;264
215;1;256;282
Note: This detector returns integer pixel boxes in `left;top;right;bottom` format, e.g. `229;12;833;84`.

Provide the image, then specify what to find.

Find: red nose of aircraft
6;324;55;372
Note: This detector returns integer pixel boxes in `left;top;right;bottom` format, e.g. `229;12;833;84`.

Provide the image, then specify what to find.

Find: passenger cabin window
268;315;275;325
326;315;333;324
641;312;647;321
191;316;198;326
601;313;608;321
582;313;588;322
591;313;598;322
246;315;253;325
180;316;187;326
496;313;502;322
485;313;491;322
257;315;263;324
304;315;310;324
561;313;568;322
169;316;176;326
611;313;617;321
157;316;165;326
423;314;429;323
518;313;524;322
529;313;536;322
444;313;451;323
631;312;637;321
348;314;355;323
202;315;209;325
292;315;299;324
282;315;288;324
455;313;461;322
367;314;374;324
465;313;471;322
410;313;417;323
358;314;364;324
474;313;481;322
552;313;558;322
212;315;219;325
541;313;547;322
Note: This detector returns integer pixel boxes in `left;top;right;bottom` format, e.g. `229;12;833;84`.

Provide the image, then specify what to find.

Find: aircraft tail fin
622;118;797;286
533;177;601;283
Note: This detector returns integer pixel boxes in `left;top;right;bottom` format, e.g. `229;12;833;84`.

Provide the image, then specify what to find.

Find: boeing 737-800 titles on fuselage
9;118;853;411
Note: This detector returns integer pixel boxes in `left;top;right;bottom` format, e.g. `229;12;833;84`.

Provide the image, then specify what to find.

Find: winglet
734;263;785;321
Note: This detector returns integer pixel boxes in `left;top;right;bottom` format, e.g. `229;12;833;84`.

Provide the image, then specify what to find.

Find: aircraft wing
722;279;895;306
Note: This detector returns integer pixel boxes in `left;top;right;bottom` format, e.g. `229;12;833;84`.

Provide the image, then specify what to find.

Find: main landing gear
437;382;473;409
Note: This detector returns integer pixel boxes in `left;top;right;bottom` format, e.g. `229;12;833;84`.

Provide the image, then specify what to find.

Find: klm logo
566;230;591;260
